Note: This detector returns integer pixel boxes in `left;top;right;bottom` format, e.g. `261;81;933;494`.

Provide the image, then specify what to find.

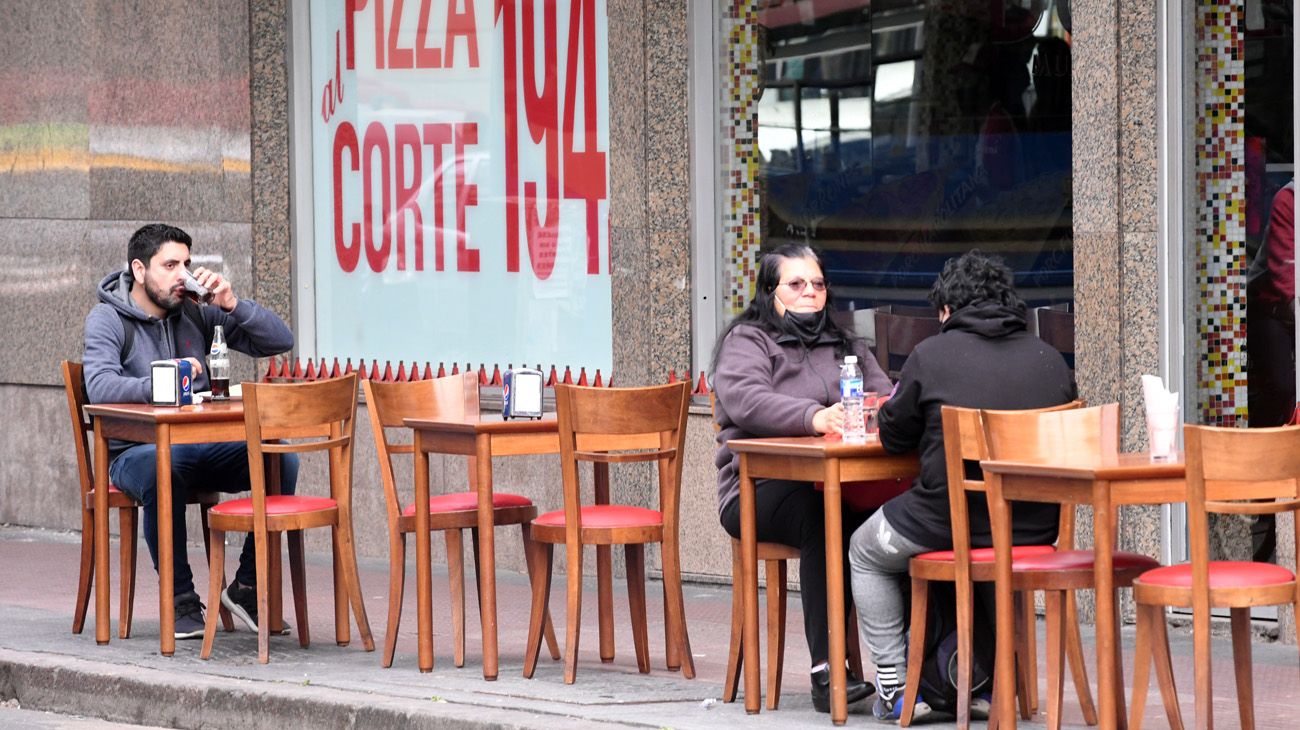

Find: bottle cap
844;355;858;364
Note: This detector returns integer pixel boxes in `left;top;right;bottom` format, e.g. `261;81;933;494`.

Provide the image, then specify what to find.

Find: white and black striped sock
875;666;901;697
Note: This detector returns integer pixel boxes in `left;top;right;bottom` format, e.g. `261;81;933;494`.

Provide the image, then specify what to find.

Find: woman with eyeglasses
710;242;891;712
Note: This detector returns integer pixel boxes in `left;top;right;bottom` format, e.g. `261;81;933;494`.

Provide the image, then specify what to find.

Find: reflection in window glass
738;0;1074;318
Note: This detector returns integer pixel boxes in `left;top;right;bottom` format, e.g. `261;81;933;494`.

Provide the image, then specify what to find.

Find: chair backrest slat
244;376;358;432
574;447;677;464
981;403;1119;464
60;360;94;499
557;383;688;436
574;431;665;453
1183;424;1300;507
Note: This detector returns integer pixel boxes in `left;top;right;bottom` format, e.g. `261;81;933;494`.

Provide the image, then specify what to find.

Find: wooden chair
60;360;228;638
979;404;1165;729
1035;307;1075;372
1129;424;1300;730
523;381;693;683
873;307;942;378
900;401;1085;728
362;374;559;668
200;374;374;664
708;393;866;710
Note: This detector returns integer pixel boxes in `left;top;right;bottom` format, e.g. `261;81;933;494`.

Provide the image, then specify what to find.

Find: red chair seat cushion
915;545;1055;563
534;505;662;529
403;491;534;516
211;494;336;516
1013;549;1161;571
1137;561;1296;589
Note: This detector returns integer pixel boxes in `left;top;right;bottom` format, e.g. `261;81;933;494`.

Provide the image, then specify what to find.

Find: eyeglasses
780;278;827;293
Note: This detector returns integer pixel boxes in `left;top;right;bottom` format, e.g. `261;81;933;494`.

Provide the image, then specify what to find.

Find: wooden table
726;436;919;725
981;452;1185;730
84;401;247;655
404;412;559;679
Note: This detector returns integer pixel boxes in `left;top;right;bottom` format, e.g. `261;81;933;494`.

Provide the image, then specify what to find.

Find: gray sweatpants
847;509;941;671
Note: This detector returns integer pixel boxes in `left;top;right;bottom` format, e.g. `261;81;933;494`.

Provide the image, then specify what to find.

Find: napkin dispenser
502;368;544;420
151;359;194;406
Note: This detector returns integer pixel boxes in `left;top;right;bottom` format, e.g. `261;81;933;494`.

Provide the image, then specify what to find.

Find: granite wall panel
87;1;251;224
1071;0;1128;435
0;1;92;221
1119;0;1160;237
248;0;292;323
644;0;690;234
1;1;256;389
606;0;646;232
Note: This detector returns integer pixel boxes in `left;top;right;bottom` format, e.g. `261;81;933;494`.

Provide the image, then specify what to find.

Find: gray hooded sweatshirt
84;271;294;454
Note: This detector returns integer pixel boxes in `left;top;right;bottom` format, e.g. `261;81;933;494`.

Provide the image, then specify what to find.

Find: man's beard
143;276;183;313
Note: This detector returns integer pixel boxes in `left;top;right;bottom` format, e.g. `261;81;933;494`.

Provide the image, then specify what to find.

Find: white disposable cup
1146;405;1180;460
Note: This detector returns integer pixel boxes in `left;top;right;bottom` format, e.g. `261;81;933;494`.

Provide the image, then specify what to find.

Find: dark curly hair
927;250;1025;313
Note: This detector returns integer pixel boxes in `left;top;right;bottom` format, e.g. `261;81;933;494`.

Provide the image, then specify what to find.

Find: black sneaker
173;591;206;640
872;677;932;724
811;665;875;713
221;583;291;635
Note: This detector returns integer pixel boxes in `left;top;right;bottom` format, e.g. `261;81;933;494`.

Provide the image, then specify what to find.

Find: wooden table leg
414;430;434;672
988;472;1018;730
475;433;499;681
739;454;761;714
594;462;614;663
1093;481;1120;730
93;421;111;645
266;454;284;634
156;424;175;657
823;459;848;726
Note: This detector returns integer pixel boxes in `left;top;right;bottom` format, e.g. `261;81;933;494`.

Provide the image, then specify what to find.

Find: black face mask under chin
781;308;836;347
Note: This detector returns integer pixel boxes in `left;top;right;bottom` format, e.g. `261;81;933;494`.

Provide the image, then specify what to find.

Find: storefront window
300;2;613;372
718;0;1074;322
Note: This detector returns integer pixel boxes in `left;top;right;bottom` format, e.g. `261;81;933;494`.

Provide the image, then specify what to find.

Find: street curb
0;649;638;730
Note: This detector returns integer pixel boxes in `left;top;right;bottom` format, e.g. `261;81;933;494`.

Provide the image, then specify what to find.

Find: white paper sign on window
309;1;611;372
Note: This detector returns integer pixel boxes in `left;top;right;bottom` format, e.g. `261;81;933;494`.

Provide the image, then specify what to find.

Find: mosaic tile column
720;1;762;316
1194;0;1247;426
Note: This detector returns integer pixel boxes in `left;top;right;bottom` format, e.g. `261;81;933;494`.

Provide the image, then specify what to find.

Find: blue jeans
109;441;299;597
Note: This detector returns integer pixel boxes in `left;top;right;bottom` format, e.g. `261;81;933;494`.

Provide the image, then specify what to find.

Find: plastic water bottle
208;325;230;400
840;355;867;444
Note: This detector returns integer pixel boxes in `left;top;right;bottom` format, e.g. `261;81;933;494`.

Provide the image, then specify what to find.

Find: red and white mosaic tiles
1195;0;1247;426
720;1;762;316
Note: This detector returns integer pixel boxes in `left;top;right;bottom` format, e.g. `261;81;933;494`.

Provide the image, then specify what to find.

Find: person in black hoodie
848;251;1076;721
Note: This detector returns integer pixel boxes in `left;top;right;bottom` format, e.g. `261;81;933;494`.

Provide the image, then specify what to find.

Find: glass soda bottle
840;355;867;444
208;325;230;400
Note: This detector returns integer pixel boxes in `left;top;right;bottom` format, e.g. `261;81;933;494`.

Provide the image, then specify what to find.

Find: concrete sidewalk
0;525;1295;729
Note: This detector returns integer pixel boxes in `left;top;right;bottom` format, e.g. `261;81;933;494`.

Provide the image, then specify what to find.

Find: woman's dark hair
927;250;1025;312
709;243;857;373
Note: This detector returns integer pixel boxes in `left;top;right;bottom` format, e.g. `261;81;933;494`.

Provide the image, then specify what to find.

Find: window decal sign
310;0;611;371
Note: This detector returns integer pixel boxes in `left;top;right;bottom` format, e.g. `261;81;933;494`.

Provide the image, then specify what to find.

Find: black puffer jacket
878;302;1076;549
